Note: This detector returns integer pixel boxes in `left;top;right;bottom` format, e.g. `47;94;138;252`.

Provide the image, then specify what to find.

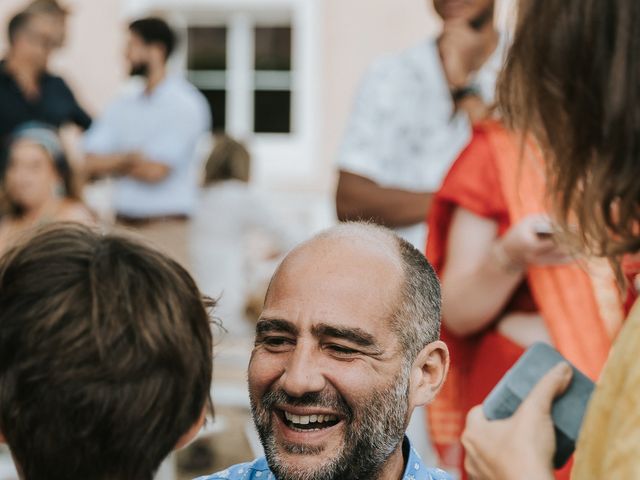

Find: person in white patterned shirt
336;0;504;250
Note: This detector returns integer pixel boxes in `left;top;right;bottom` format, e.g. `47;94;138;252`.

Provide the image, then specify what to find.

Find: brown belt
115;214;189;227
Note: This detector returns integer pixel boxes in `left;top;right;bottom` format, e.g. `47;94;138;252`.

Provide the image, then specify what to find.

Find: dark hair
129;17;176;60
7;11;33;45
204;134;251;185
498;0;640;260
1;123;78;217
0;224;214;480
393;234;442;360
25;0;70;17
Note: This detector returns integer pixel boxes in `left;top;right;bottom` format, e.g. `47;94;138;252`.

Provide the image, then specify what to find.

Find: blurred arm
85;152;171;184
440;207;524;336
85;153;132;179
126;157;171;183
336;170;432;228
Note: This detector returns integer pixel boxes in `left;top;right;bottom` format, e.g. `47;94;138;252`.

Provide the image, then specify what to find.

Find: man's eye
258;336;294;351
325;344;359;357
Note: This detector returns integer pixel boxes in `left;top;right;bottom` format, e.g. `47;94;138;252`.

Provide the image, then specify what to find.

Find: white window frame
123;0;321;188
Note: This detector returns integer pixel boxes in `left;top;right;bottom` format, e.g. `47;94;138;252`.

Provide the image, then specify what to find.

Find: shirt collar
401;436;438;480
137;74;174;100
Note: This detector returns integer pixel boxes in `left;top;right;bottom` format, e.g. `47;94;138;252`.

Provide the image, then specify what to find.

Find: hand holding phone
482;343;595;468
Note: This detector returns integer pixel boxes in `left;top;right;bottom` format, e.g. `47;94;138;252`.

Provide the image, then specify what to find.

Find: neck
145;63;166;94
475;13;500;57
373;443;407;480
21;196;60;223
5;51;41;82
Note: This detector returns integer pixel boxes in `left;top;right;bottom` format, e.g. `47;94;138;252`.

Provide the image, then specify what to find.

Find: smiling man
200;223;451;480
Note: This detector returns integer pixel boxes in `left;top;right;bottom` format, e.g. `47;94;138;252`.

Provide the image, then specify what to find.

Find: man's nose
280;342;326;398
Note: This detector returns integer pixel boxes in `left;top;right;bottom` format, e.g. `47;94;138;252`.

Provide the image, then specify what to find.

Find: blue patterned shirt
196;436;451;480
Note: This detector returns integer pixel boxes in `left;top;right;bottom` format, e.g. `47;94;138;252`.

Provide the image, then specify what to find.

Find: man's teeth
284;412;338;425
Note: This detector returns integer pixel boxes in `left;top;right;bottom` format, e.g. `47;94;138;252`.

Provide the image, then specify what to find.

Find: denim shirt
196;436;451;480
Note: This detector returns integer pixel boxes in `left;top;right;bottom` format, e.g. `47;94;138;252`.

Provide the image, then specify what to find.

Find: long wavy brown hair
499;0;640;260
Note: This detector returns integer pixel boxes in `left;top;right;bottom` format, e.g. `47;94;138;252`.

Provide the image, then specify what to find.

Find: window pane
188;27;227;70
254;27;292;71
201;89;227;132
254;90;291;133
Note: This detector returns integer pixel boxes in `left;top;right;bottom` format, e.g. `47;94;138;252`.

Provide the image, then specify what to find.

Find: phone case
482;342;595;468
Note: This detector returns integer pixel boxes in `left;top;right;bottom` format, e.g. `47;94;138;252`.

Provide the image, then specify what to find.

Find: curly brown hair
499;0;640;260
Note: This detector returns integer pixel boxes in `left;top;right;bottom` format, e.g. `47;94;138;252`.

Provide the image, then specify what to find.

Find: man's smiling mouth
282;411;340;431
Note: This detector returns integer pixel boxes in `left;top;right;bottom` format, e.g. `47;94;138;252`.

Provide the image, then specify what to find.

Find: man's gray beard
249;362;411;480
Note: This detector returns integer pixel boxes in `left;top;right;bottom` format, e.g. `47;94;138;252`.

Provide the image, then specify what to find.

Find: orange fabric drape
487;122;622;377
426;121;623;474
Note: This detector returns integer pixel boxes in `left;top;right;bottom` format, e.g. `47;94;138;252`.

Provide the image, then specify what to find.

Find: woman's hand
496;312;551;348
498;215;572;269
462;363;573;480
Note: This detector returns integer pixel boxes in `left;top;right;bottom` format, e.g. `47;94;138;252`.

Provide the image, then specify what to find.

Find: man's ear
409;340;449;408
174;406;207;451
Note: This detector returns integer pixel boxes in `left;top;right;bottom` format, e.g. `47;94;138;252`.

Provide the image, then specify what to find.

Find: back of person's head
499;0;640;259
128;17;176;61
0;224;214;480
203;134;251;185
25;0;69;17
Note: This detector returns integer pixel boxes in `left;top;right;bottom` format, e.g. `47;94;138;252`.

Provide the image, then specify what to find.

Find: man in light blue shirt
202;438;450;480
84;17;210;267
199;223;452;480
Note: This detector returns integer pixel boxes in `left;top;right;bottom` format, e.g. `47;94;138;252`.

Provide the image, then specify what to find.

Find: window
125;0;319;188
187;23;293;135
187;26;227;131
254;26;292;133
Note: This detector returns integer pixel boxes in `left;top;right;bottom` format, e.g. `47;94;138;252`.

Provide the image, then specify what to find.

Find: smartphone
482;343;595;469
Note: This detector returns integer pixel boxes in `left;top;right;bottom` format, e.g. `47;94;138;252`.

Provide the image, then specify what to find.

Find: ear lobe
409;340;450;408
174;406;207;451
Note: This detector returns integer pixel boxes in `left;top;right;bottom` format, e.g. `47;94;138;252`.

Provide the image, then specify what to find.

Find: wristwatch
451;85;481;103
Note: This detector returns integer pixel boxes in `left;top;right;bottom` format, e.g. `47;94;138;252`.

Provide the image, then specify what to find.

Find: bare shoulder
56;200;95;225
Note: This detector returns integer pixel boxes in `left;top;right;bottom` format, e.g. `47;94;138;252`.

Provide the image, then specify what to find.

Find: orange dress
425;121;624;478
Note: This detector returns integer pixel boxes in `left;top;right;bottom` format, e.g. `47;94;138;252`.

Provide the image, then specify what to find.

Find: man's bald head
266;222;441;362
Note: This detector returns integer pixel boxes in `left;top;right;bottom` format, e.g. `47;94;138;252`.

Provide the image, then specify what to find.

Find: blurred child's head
0;224;214;480
203;134;251;185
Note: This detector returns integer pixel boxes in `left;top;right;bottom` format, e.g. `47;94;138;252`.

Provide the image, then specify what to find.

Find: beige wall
319;0;441;188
